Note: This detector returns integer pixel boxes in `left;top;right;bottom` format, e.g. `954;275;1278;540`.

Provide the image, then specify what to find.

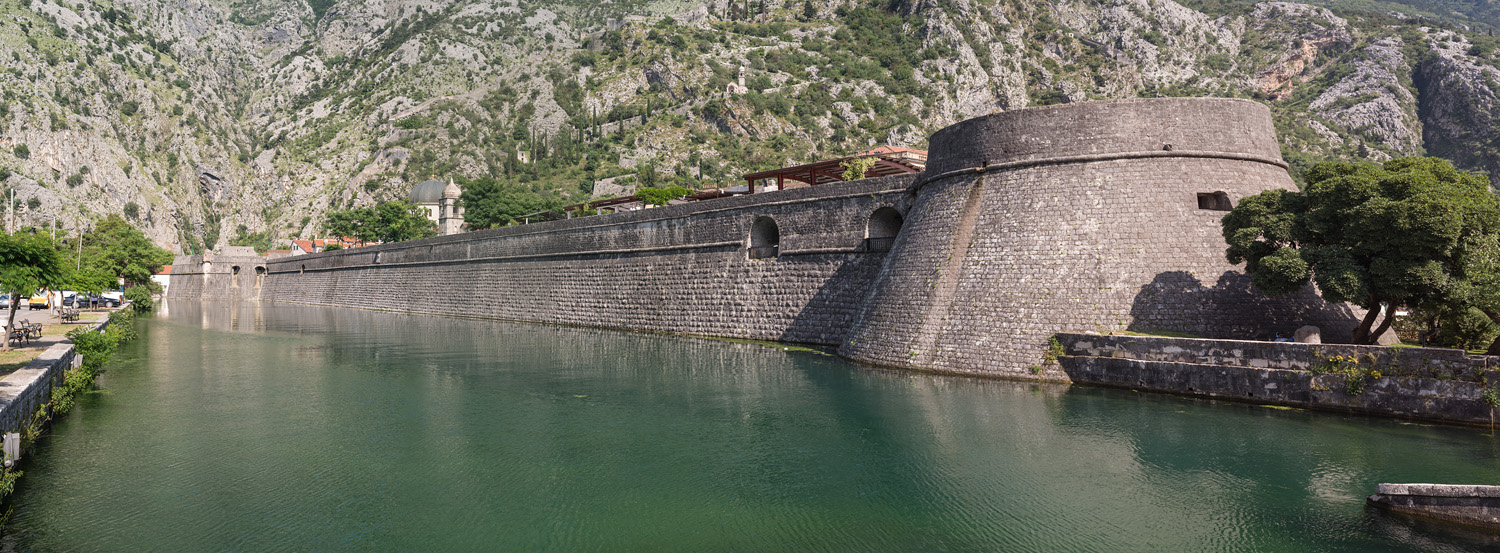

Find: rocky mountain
0;0;1496;252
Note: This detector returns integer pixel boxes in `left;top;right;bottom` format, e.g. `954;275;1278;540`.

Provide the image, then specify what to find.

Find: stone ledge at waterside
0;316;113;434
1056;333;1500;426
1368;483;1500;531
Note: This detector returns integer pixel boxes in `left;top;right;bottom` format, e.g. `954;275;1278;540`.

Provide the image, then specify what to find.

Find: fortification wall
171;98;1365;383
263;176;913;345
167;247;270;301
839;98;1361;379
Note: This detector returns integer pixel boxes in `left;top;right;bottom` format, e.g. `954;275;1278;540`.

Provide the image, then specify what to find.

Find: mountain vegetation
0;0;1495;253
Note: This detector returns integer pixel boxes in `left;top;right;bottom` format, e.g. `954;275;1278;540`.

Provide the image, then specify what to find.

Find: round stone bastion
839;98;1361;380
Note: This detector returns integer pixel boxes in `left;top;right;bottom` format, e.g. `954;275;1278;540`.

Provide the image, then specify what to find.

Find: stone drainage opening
255;266;267;288
749;217;779;260
865;207;903;252
231;266;241;287
1197;192;1232;211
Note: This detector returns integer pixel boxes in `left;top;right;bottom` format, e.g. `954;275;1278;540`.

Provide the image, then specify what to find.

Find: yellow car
28;293;49;310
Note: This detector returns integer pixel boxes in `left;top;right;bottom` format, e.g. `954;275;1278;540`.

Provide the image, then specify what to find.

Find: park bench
60;308;79;323
7;322;39;345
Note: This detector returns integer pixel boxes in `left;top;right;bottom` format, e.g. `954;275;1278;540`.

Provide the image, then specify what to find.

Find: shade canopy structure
740;146;927;193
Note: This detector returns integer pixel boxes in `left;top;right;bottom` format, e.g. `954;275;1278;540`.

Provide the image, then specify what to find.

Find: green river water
2;300;1499;551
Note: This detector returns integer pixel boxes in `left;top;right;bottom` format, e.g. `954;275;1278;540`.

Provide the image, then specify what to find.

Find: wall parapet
1056;333;1500;426
271;175;915;274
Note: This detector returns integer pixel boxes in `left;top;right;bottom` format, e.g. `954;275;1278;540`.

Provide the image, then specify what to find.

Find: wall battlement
172;98;1363;380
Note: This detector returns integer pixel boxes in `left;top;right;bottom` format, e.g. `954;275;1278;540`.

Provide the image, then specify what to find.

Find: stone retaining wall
0;315;112;434
1056;333;1500;426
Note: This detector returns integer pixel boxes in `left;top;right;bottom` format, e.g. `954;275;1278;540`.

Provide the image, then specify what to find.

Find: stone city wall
260;176;914;345
1055;333;1500;426
166;246;272;301
839;98;1362;381
171;98;1378;385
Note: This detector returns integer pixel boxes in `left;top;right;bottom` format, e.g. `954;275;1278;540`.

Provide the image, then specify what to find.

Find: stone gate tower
839;98;1360;379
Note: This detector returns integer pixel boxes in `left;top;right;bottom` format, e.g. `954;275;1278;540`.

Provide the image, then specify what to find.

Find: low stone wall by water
1055;333;1500;426
1368;484;1500;531
0;316;112;434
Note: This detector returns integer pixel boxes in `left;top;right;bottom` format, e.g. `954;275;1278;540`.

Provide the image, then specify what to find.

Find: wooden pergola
740;146;927;194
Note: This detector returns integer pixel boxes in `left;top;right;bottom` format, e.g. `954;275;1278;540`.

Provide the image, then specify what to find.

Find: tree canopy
459;177;559;229
0;232;67;349
1222;157;1500;349
72;215;175;289
324;201;438;244
636;186;695;206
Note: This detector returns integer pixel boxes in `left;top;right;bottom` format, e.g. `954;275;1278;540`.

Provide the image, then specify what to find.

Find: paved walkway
0;307;111;366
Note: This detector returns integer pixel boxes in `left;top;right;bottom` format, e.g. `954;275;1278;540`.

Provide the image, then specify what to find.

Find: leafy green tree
123;285;153;313
325;207;376;244
68;267;116;295
0;232;66;350
636;186;695;206
75;215;175;288
1223;157;1500;346
371;201;438;242
840;157;877;181
323;201;437;244
459;177;558;229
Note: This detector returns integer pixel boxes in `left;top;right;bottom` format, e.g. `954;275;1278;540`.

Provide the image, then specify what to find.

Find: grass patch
0;349;42;375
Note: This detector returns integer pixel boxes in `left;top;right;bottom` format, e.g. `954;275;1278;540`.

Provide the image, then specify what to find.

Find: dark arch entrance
865;207;903;252
749;217;779;259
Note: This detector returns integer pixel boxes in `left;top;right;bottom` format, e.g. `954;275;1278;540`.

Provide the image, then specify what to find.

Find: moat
4;301;1499;551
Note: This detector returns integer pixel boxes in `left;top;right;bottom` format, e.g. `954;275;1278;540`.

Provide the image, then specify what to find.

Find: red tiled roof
155;265;173;275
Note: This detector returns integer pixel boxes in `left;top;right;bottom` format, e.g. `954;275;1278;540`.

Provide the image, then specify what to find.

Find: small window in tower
1197;192;1232;211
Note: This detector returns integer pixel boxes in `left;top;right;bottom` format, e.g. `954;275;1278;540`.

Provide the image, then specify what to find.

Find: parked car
100;292;122;308
27;293;48;310
76;293;99;308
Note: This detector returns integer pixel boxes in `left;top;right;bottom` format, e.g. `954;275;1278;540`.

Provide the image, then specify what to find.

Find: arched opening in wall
254;266;266;288
373;252;382;264
865;207;903;252
1197;192;1232;211
300;265;305;275
748;217;780;259
231;266;241;288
